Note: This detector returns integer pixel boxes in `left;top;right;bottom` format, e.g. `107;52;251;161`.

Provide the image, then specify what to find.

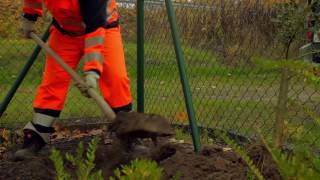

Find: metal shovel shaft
29;32;116;121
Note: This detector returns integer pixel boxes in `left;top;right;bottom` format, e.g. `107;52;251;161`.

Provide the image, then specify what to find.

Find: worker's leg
99;26;133;113
19;28;84;155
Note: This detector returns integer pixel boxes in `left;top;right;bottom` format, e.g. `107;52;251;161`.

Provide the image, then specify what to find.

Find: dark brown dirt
160;144;247;180
0;137;281;180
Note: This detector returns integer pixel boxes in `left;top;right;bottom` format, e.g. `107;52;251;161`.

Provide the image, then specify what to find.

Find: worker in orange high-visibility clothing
14;0;132;159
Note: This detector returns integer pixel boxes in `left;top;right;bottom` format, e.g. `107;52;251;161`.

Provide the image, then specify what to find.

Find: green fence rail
0;25;51;117
1;0;320;148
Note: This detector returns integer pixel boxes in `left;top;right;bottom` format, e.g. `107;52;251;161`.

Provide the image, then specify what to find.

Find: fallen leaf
51;129;71;140
52;122;65;131
175;112;188;123
169;138;184;144
104;138;113;145
88;129;103;136
0;147;6;153
71;133;88;139
223;147;232;152
0;128;11;143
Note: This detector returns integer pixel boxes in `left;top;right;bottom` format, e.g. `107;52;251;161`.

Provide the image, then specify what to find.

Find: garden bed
0;127;281;180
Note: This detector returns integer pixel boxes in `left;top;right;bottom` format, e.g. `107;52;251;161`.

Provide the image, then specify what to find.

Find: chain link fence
142;0;320;146
1;0;320;147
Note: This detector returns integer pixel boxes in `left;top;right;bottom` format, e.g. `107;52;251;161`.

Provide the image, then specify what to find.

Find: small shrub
110;159;163;180
50;137;103;180
50;149;71;180
262;137;320;179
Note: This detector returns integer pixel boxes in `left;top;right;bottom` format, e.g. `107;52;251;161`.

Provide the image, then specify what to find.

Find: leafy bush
272;0;307;59
50;137;164;180
220;126;320;180
262;138;320;179
50;137;103;180
50;149;72;180
110;159;164;180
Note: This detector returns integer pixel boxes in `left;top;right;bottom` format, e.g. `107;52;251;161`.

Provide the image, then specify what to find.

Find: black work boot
14;129;47;161
14;119;55;161
13;112;56;161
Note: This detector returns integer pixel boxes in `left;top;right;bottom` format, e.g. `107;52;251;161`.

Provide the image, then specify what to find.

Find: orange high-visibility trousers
33;26;132;112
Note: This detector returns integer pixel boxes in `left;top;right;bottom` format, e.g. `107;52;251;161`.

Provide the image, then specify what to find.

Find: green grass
0;39;319;148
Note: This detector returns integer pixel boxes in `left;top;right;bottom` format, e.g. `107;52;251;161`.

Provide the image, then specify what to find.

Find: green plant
50;149;71;180
174;128;190;143
200;129;214;145
219;133;265;180
246;169;255;180
110;159;163;180
50;137;103;180
262;137;320;179
273;0;307;59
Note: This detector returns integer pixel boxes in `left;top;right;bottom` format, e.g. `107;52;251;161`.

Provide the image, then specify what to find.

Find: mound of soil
0;137;281;180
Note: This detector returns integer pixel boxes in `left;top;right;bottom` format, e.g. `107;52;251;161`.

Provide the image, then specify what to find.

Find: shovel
29;32;116;121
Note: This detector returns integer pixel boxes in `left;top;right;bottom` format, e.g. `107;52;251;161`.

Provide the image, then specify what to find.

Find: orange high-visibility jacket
23;0;119;74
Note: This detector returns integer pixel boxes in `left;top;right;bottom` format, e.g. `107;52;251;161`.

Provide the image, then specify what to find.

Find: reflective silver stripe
33;113;55;127
85;36;105;48
24;122;50;143
82;52;104;63
24;2;42;9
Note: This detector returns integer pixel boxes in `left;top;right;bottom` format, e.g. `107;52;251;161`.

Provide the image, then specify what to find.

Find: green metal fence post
137;0;145;113
165;0;201;153
0;25;51;118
